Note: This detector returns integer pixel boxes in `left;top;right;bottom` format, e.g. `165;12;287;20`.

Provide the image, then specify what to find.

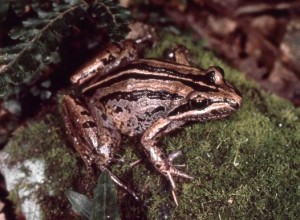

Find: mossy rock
0;113;85;219
1;32;300;219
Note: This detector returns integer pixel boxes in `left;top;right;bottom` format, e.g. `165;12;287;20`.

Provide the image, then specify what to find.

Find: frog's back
86;59;203;136
93;85;184;136
82;58;208;95
85;58;217;136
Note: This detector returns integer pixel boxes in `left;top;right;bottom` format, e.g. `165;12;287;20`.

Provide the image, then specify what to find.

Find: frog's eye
207;66;225;85
189;99;209;110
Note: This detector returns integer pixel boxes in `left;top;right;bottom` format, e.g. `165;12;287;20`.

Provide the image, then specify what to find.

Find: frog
61;39;242;203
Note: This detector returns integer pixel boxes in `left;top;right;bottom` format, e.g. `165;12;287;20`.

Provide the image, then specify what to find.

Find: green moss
5;112;83;219
120;32;300;219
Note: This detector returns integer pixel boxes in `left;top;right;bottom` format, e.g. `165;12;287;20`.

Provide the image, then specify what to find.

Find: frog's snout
227;92;242;110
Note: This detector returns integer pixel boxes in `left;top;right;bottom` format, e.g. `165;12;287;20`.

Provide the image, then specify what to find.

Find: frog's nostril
225;98;240;110
231;102;240;110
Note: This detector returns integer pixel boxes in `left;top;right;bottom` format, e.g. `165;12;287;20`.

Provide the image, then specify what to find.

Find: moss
5;112;84;219
118;32;300;219
5;31;300;219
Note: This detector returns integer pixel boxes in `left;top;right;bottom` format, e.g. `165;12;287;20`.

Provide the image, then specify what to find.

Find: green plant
67;170;121;220
0;0;131;96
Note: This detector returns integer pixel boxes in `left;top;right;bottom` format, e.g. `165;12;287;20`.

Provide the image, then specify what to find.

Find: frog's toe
169;166;194;180
161;161;193;190
163;165;193;190
168;150;183;162
166;151;194;180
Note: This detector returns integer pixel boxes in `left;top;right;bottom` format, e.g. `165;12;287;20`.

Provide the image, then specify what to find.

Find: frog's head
169;66;242;121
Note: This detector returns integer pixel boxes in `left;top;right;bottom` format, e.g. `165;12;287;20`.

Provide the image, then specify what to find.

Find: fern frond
0;0;132;96
0;0;10;21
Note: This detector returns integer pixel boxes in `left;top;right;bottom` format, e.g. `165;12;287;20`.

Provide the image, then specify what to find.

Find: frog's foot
159;150;194;189
156;151;193;206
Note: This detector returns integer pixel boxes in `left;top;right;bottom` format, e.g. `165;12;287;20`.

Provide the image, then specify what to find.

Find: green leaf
66;171;121;219
66;190;93;220
0;0;10;21
0;72;7;96
88;0;132;42
91;170;121;220
5;65;25;84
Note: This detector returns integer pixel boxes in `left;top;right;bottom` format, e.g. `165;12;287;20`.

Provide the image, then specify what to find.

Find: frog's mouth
168;98;240;121
190;98;240;111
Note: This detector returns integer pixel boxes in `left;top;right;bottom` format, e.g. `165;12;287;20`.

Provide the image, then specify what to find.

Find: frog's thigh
87;102;121;151
62;96;96;167
62;96;120;168
71;40;138;85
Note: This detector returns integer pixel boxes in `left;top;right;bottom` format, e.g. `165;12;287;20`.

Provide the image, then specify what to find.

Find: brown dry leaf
164;0;300;106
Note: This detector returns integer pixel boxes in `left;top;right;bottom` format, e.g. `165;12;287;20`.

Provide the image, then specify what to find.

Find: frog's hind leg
62;95;120;167
71;40;139;87
62;95;101;171
62;95;138;200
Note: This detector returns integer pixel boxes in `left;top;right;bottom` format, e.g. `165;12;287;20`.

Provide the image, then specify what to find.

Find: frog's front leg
141;118;194;190
62;96;139;200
